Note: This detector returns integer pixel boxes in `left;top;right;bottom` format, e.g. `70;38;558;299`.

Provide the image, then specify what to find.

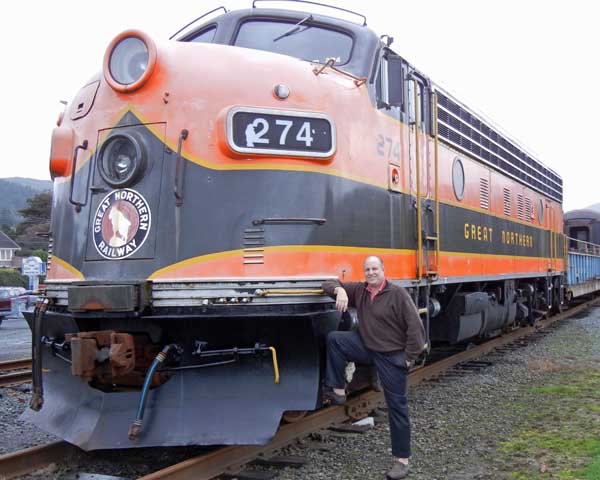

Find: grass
497;364;600;479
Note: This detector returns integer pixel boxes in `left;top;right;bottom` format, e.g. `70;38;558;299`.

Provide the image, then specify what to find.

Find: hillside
0;178;52;227
4;177;52;191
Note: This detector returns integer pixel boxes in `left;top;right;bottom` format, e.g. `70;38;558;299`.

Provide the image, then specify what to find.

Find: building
0;231;20;268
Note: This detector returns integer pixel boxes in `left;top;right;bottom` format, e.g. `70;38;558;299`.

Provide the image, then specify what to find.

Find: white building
0;231;20;268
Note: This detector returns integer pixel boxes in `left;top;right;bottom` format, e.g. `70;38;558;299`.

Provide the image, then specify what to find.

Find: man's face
364;258;385;288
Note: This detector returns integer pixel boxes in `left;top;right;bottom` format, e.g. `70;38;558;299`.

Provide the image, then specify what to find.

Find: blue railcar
564;209;600;298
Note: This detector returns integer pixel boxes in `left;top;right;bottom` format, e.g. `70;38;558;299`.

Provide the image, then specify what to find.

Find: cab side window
375;51;406;122
188;26;217;43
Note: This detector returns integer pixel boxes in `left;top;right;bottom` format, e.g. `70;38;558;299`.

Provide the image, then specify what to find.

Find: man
322;256;426;480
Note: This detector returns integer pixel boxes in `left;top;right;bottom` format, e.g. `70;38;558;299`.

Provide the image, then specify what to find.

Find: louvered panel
517;194;525;221
436;91;563;203
480;177;490;209
437;116;562;201
503;188;511;216
243;228;265;265
525;197;533;222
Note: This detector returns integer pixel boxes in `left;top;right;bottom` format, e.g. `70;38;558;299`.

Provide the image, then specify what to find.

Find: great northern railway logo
93;189;151;260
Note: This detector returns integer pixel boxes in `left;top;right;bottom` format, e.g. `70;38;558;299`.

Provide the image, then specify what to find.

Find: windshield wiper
272;14;313;42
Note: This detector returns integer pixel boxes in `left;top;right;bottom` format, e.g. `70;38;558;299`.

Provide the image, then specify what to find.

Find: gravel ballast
1;305;599;479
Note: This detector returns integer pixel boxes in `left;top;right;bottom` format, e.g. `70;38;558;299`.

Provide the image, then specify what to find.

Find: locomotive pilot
322;256;426;480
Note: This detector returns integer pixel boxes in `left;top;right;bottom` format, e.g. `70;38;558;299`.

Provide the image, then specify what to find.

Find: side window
376;52;405;119
188;26;217;43
407;77;427;132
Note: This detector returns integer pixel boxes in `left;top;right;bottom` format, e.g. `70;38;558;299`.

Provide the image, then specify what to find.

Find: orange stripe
149;246;564;282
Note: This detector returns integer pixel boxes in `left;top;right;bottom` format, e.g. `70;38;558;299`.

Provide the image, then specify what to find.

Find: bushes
0;268;27;287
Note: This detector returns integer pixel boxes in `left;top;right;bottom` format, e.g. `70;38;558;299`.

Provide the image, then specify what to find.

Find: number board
227;107;335;158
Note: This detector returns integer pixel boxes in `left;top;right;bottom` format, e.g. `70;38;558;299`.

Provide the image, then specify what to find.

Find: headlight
98;133;146;187
103;30;157;93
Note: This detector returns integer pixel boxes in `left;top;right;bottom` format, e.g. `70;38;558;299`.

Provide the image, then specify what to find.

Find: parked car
0;288;13;325
0;287;37;325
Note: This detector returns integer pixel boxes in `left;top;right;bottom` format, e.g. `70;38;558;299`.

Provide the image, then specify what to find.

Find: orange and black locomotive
26;1;565;450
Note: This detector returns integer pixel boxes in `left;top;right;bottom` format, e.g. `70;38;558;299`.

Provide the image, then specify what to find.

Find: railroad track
0;358;31;388
1;298;597;480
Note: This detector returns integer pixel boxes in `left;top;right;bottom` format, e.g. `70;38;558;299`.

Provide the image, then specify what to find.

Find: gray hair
363;256;384;270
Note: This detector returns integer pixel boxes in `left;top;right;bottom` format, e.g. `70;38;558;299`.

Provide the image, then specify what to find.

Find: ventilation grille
525;197;533;222
436;92;562;203
479;177;490;209
503;188;511;216
517;194;525;221
243;228;265;265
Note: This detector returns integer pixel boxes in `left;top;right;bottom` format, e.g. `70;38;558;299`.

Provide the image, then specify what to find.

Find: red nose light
49;126;75;178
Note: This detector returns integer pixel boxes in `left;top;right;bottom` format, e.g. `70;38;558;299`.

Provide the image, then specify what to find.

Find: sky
1;0;597;212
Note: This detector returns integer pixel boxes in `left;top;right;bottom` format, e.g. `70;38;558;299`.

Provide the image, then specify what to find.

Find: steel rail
0;370;32;388
0;358;32;372
0;441;75;480
1;299;597;480
0;359;33;388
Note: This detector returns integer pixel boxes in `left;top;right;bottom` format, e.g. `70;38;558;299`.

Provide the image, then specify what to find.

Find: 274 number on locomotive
227;107;335;158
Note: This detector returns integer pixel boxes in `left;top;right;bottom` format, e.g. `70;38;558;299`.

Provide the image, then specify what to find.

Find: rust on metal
0;441;76;480
66;330;165;388
0;370;32;388
281;410;308;423
0;358;32;372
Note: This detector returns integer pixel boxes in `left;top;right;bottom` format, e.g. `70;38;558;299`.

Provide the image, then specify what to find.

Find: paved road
0;315;31;362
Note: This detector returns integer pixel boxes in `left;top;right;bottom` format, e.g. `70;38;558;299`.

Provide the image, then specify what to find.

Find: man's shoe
386;461;409;479
322;388;346;405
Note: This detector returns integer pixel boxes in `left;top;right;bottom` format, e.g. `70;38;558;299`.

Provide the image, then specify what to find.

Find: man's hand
405;359;413;369
334;287;348;312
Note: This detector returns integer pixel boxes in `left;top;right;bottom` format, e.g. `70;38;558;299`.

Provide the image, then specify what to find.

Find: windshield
234;19;353;65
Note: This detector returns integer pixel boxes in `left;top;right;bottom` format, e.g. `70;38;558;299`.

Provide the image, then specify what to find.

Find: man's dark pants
326;330;411;458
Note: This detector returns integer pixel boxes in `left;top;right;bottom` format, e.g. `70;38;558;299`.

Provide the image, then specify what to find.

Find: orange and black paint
35;7;566;450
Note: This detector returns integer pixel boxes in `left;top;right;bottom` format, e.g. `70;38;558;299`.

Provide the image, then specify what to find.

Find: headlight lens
103;30;157;93
109;37;148;85
98;133;146;187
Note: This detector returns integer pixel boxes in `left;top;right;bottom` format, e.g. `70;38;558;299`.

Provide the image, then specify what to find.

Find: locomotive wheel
282;410;308;423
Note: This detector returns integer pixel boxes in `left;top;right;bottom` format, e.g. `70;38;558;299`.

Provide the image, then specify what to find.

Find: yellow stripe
441;250;561;262
49;256;85;280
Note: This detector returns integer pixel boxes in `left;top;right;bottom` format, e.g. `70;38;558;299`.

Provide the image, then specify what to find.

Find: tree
17;191;52;234
0;223;16;238
32;249;48;262
16;191;52;253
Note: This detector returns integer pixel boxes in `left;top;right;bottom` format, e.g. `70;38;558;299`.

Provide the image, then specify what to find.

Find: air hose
29;298;49;411
128;343;178;441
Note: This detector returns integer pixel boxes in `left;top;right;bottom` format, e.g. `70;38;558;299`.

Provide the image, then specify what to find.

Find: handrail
413;78;422;280
68;140;89;212
169;6;228;40
433;92;440;274
174;129;189;207
566;235;600;256
252;0;367;26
